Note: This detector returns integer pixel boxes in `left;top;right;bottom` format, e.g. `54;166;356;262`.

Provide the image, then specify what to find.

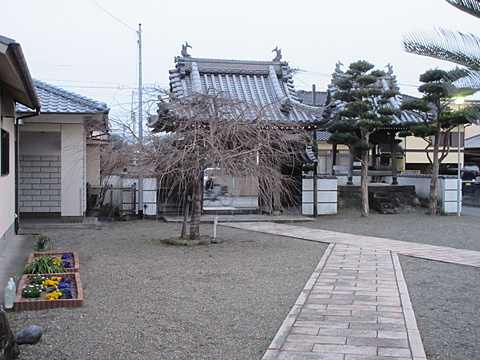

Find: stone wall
19;155;61;213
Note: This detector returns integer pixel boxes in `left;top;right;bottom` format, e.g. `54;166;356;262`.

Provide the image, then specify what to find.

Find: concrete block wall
19;155;61;213
385;175;461;214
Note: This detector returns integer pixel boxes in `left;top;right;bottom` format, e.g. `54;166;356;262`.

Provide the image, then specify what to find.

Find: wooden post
390;131;398;185
332;143;337;175
313;128;318;217
312;85;318;217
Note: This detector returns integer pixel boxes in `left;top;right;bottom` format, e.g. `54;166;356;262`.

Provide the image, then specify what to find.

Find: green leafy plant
436;208;449;216
34;235;53;251
22;255;66;275
29;275;47;285
22;283;46;298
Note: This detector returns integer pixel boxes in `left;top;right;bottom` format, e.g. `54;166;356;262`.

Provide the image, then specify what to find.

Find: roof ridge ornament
335;61;344;74
272;46;282;62
385;63;394;75
181;42;192;57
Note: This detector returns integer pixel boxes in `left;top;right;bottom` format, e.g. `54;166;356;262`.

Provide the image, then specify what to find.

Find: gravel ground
7;210;480;360
298;209;480;360
8;220;327;360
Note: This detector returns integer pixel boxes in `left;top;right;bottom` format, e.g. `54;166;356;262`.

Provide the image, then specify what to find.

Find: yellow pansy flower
43;279;59;286
45;292;60;300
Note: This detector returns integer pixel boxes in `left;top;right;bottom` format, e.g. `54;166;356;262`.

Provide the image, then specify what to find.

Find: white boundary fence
302;177;338;215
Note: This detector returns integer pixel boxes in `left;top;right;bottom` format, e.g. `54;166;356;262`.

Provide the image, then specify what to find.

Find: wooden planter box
26;252;79;272
14;273;84;311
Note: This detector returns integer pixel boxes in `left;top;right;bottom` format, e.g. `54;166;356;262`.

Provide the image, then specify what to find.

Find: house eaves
17;79;110;131
0;35;40;111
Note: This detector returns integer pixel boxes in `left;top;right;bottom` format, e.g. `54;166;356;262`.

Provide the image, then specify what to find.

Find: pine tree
327;60;398;217
400;68;474;215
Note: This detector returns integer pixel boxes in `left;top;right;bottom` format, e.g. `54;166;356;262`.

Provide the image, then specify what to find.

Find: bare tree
143;90;311;240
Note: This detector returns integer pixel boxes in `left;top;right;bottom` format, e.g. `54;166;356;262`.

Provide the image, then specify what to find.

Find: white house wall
61;123;85;218
0;102;16;245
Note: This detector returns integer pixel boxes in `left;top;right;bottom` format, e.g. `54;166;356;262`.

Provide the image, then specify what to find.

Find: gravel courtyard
8;211;480;360
9;220;327;360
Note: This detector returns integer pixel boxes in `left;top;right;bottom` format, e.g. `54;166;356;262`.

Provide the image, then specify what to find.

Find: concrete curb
392;252;427;360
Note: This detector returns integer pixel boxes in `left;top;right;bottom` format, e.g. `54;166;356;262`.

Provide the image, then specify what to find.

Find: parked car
462;163;480;182
440;163;480;182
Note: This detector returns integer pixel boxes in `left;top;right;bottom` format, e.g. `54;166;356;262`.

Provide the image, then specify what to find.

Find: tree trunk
429;135;441;215
360;150;369;217
180;194;189;239
189;177;202;240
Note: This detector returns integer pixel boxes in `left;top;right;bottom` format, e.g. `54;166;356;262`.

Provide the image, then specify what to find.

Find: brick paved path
223;222;480;359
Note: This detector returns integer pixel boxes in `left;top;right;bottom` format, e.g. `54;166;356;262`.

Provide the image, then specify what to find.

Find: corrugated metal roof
466;134;480;148
17;79;109;114
152;55;323;127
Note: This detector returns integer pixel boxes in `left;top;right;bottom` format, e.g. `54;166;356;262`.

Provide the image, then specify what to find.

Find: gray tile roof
316;131;331;141
152;56;323;126
17;79;109;114
297;90;328;106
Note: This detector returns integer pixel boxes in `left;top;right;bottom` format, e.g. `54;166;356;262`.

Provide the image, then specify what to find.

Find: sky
2;0;479;123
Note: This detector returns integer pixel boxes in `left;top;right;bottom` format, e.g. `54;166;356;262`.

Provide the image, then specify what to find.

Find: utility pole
137;23;144;219
312;84;318;217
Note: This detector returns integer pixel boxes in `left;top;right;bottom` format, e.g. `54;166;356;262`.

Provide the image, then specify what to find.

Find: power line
31;62;138;72
296;69;331;77
90;0;137;32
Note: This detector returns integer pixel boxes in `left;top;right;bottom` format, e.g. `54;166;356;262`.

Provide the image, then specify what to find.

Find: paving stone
312;344;377;356
287;334;347;345
378;347;412;357
346;336;409;348
277;352;345;360
344;356;411;360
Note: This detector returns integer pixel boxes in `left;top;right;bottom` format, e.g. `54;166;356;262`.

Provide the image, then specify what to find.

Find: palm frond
445;0;480;19
446;67;480;89
403;28;480;70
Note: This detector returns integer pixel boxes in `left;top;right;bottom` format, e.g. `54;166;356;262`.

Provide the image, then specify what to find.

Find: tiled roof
17;79;109;114
150;55;324;129
466;134;480;149
316;131;331;141
297;90;328;106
